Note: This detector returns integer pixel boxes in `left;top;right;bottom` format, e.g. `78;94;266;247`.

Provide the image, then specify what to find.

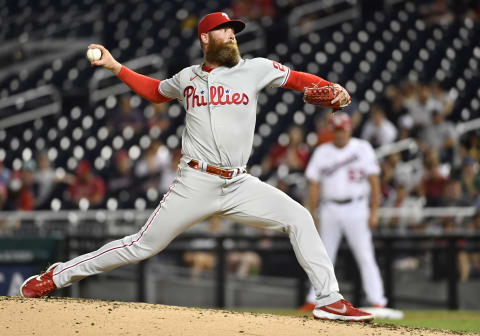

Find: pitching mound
0;296;454;336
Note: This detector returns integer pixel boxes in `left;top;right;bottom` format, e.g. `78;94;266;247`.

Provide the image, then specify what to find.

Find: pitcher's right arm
88;44;172;104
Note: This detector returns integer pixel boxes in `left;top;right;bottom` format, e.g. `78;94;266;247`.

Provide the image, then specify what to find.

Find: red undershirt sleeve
117;66;173;104
281;70;331;92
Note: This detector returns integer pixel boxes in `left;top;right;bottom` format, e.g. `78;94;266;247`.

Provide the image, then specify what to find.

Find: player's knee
288;206;314;230
128;242;159;261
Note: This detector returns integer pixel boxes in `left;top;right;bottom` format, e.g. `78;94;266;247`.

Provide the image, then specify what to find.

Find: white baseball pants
306;200;387;306
52;157;342;306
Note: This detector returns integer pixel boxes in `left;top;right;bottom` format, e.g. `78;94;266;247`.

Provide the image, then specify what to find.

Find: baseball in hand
86;48;102;62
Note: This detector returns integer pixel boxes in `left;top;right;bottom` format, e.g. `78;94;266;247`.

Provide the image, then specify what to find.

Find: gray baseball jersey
50;58;344;307
159;58;291;168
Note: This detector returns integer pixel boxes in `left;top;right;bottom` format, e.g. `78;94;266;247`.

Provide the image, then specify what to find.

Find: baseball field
1;296;479;336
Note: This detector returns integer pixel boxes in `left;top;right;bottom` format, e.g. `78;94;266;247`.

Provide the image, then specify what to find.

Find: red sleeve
117;66;173;104
281;70;331;92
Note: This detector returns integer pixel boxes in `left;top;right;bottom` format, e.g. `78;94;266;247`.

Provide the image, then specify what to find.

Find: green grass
374;311;480;334
233;309;480;334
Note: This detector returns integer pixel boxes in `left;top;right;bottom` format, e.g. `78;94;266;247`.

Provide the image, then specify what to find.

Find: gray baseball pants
52;157;342;306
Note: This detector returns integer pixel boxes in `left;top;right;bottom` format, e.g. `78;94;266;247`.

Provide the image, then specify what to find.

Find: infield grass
234;309;480;334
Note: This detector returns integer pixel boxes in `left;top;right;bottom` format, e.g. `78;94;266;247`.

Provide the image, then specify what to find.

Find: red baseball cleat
313;299;374;322
298;302;316;312
20;263;61;298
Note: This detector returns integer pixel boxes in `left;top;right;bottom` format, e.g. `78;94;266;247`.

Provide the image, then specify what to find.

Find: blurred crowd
1;81;479;233
0;94;178;211
261;80;480;233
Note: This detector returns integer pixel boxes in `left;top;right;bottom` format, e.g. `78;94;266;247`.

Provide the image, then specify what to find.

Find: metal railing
374;117;480;159
53;232;480;309
0;206;477;238
288;0;360;39
0;85;62;129
1;208;479;308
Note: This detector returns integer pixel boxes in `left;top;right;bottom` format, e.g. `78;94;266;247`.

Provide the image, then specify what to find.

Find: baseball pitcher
21;12;372;321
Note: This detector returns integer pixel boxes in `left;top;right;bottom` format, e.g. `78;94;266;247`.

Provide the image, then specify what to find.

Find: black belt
328;196;364;204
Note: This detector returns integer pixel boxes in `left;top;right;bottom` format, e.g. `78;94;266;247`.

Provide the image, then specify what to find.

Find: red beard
205;36;240;68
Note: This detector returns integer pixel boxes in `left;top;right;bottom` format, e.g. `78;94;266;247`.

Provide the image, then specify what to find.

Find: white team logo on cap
221;12;229;19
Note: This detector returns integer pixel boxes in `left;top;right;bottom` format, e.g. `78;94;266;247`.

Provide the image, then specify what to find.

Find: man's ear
200;33;209;45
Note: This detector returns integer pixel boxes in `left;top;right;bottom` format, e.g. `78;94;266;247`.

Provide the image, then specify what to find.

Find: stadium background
1;0;480;316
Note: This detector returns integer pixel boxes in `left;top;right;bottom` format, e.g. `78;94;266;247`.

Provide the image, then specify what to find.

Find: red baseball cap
198;12;245;40
329;112;352;131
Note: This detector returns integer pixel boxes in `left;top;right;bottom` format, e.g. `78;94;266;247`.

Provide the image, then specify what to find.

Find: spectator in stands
440;179;471;210
402;82;431;128
0;182;7;210
415;149;448;207
147;103;170;134
314;111;333;146
226;249;261;278
107;150;136;207
428;83;453;116
388;152;423;193
230;0;276;20
269;172;307;204
460;131;480;163
418;110;457;162
262;125;310;175
108;95;145;134
260;125;310;201
360;104;398;148
459;156;480;204
6;161;36;211
347;101;362;137
0;160;11;187
460;0;480;21
134;140;171;194
384;84;405;116
183;241;216;279
397;114;414;141
383;181;423;232
420;0;455;26
159;148;182;196
0;161;11;211
68;160;106;208
183;216;261;279
395;114;418;162
379;158;395;203
182;216;219;280
34;151;74;209
20;161;37;210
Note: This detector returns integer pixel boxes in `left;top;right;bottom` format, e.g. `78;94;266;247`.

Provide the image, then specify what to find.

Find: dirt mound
0;296;454;336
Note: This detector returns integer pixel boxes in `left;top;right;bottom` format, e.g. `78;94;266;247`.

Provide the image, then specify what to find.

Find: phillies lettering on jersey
183;85;249;110
159;57;290;168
